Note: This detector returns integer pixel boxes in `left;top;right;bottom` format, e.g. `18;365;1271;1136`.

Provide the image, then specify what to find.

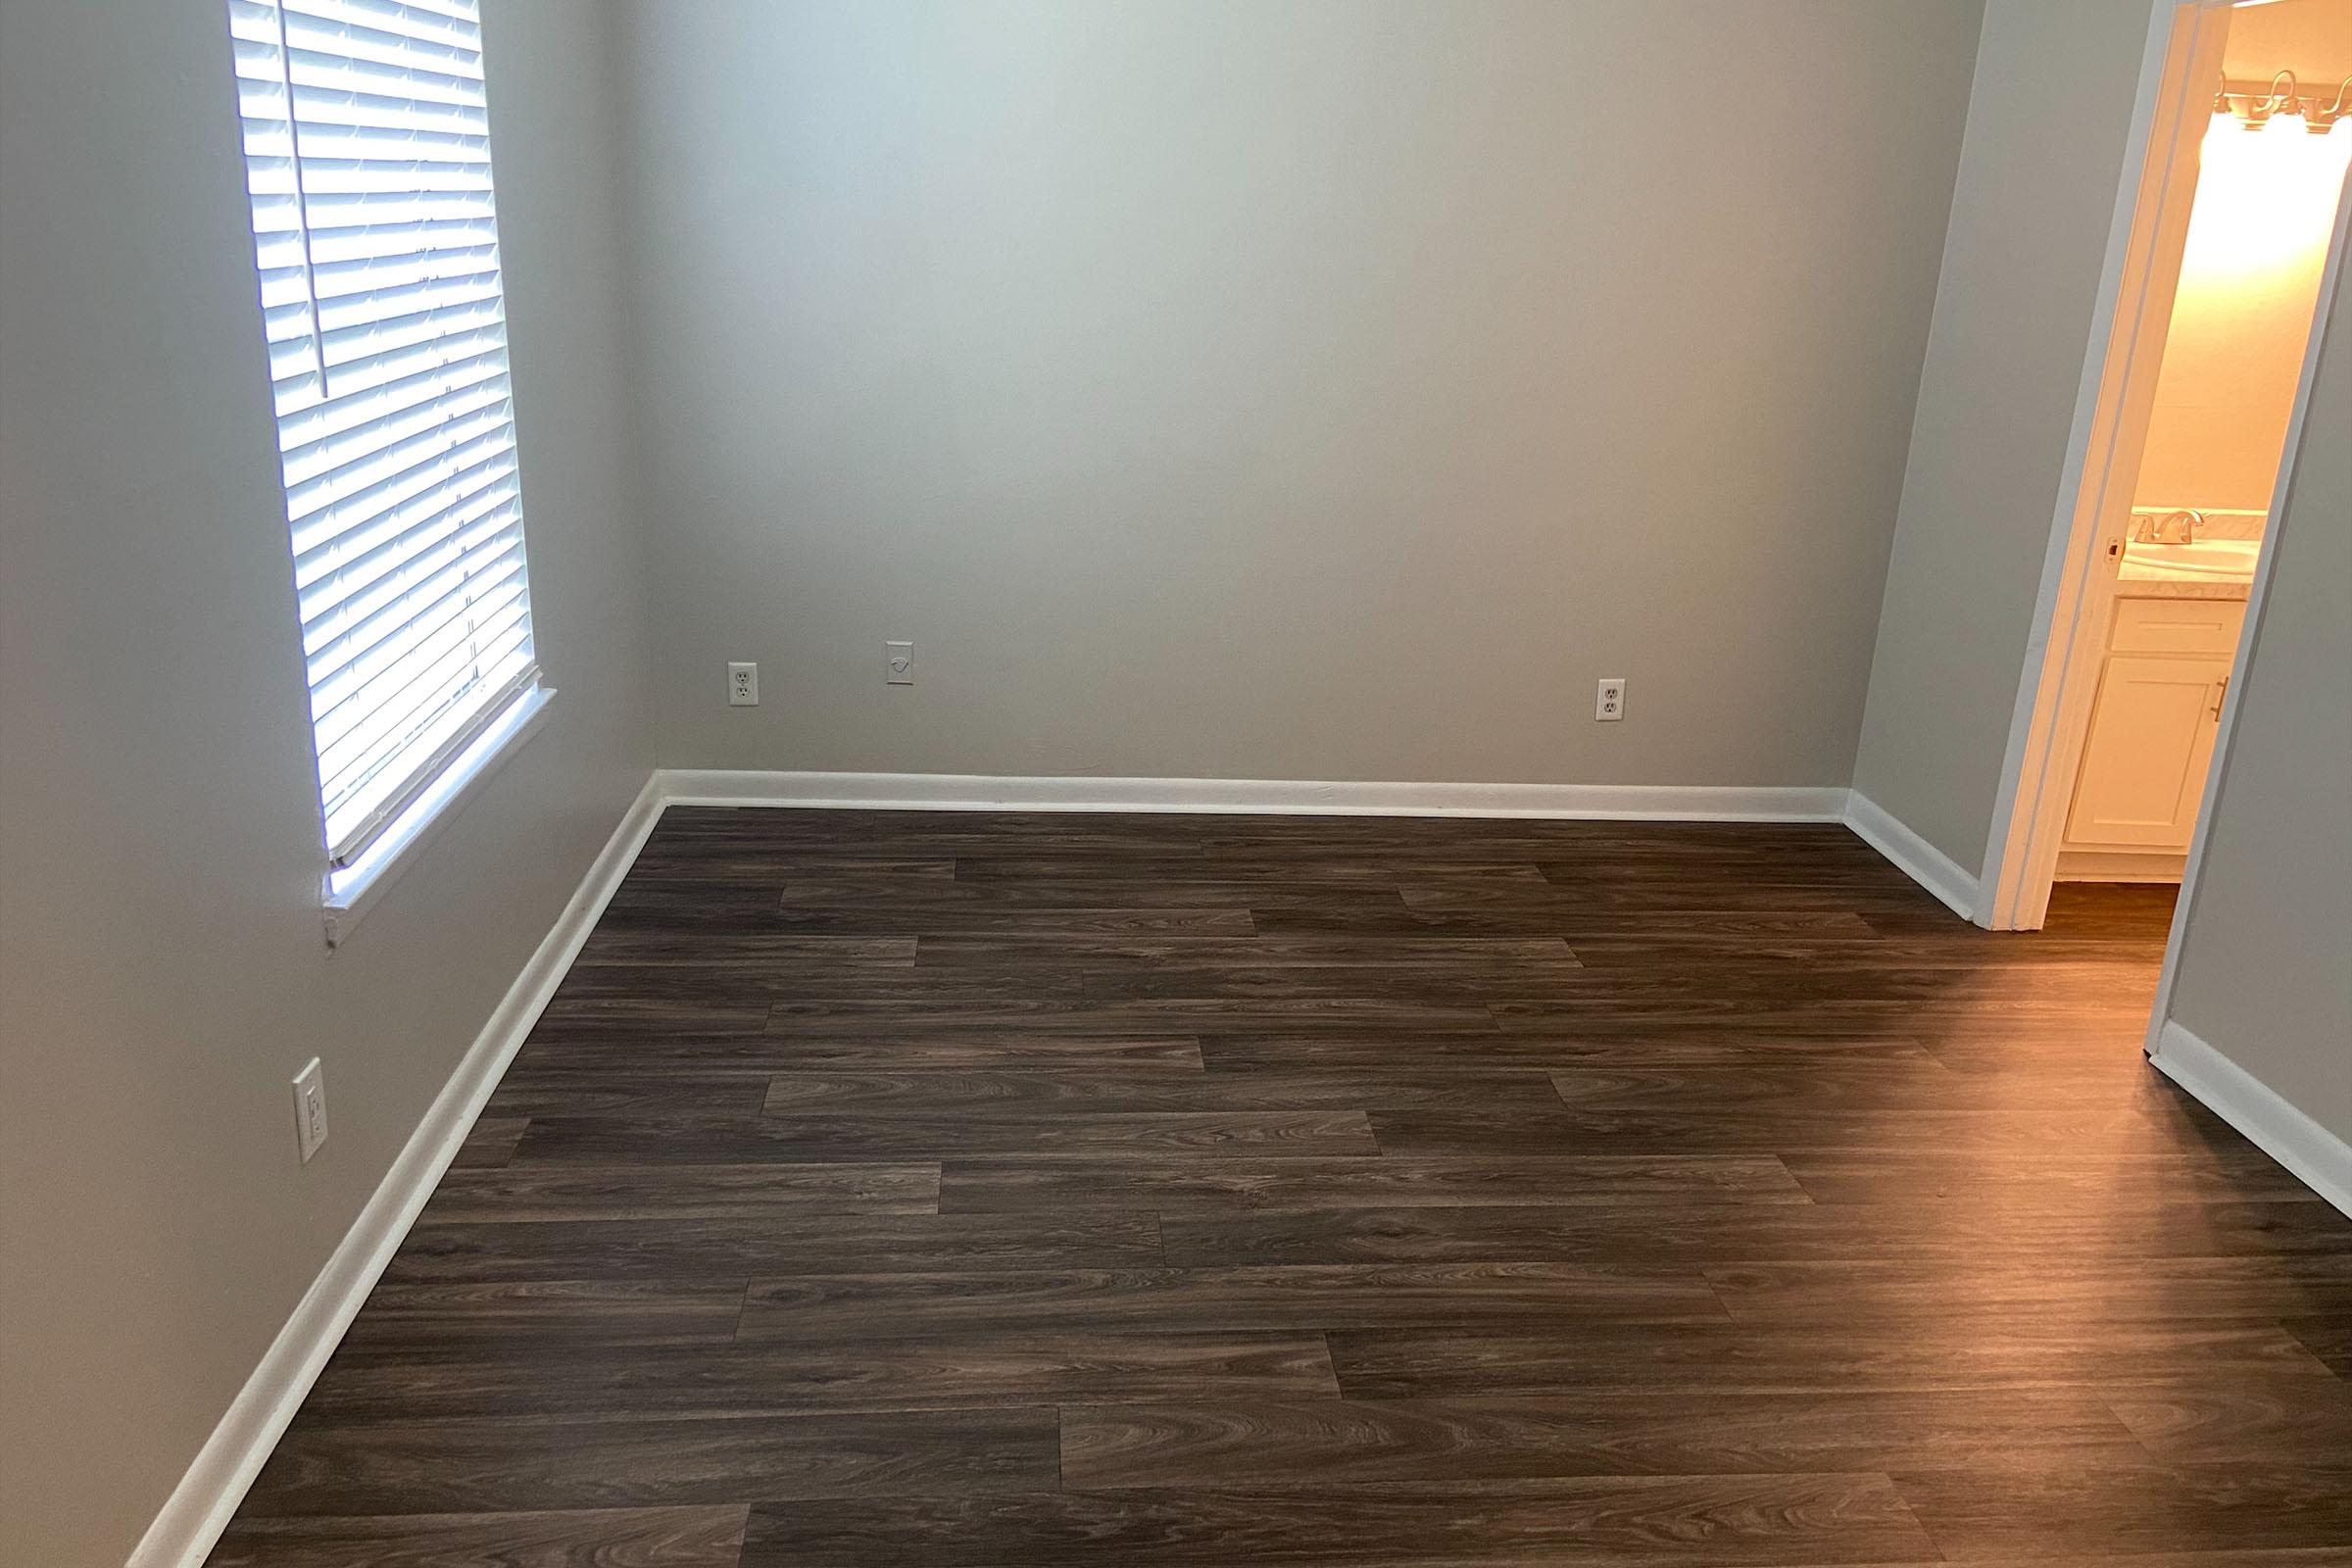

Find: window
227;0;544;900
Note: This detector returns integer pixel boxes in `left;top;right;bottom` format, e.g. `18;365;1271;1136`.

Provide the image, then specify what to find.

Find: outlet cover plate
292;1057;328;1162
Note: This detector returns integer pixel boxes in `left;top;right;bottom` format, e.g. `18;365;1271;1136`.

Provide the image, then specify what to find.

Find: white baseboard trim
2054;847;2186;885
126;773;666;1568
657;769;1850;822
2150;1018;2352;1220
1841;790;1983;922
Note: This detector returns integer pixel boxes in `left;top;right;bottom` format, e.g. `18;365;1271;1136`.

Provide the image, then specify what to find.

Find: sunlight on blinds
228;0;538;866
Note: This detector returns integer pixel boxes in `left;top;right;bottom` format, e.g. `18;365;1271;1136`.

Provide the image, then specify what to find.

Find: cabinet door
2065;654;2229;850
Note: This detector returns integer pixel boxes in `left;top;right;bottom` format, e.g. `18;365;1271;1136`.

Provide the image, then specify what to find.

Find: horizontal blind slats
286;400;513;545
289;0;480;39
320;652;537;858
298;191;498;234
315;602;530;780
314;620;530;788
292;443;514;591
305;539;525;687
300;485;519;649
284;94;487;139
230;0;535;864
279;354;508;475
279;364;510;487
299;482;519;646
308;562;529;728
313;604;529;799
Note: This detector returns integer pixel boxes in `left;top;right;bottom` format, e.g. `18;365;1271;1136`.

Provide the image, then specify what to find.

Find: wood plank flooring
207;809;2352;1567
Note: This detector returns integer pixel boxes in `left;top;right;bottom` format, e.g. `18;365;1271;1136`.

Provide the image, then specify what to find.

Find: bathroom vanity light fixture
2216;71;2352;133
2189;71;2352;281
2223;71;2298;130
2303;78;2352;135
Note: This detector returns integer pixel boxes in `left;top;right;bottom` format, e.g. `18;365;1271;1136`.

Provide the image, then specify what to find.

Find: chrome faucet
2132;509;2202;545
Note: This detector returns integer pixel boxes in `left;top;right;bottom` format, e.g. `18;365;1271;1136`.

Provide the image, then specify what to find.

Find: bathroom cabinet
2060;593;2244;869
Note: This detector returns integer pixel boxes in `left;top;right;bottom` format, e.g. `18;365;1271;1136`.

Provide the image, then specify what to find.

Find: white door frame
1978;0;2352;932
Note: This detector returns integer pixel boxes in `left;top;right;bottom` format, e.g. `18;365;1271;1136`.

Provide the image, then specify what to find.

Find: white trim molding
126;773;666;1568
1841;791;1983;922
322;684;560;947
2151;1019;2352;1219
2053;847;2186;884
657;769;1850;822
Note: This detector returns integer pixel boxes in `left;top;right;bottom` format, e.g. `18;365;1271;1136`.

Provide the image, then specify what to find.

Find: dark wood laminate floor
209;809;2352;1567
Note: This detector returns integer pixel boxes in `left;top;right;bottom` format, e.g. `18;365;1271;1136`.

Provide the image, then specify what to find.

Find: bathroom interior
2053;0;2351;895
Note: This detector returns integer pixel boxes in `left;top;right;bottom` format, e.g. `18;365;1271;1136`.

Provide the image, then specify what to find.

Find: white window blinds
229;0;539;868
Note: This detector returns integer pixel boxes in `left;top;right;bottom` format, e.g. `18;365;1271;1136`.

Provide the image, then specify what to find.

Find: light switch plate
886;641;914;685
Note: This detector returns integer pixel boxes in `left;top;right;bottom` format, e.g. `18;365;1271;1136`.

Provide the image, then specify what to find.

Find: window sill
322;684;559;948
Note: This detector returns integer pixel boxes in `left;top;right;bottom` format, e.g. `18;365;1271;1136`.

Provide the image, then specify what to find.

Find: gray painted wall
2168;262;2351;1145
1850;0;2155;870
0;3;653;1563
620;0;1984;787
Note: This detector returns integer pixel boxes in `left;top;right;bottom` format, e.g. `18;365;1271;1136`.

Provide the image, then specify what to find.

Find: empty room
7;1;2352;1565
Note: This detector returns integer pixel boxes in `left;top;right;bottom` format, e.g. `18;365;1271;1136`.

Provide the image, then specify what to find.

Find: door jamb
1978;0;2236;932
1983;0;2352;932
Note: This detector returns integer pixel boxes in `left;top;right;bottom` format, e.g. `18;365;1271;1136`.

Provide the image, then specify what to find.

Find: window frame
224;0;555;942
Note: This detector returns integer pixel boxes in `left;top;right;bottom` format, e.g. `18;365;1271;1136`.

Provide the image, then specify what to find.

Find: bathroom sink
2121;538;2260;582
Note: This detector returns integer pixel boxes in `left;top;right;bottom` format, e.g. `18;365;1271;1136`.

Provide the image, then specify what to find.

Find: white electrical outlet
727;662;759;706
886;641;914;685
1595;678;1626;721
292;1057;328;1162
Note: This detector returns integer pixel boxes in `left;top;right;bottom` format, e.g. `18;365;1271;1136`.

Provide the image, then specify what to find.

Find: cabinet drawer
2110;597;2244;656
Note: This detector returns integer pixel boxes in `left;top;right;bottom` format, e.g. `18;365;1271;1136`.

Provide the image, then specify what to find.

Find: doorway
1983;0;2352;941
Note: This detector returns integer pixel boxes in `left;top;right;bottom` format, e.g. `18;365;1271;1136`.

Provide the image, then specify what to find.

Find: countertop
2113;568;2252;601
2115;538;2257;600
